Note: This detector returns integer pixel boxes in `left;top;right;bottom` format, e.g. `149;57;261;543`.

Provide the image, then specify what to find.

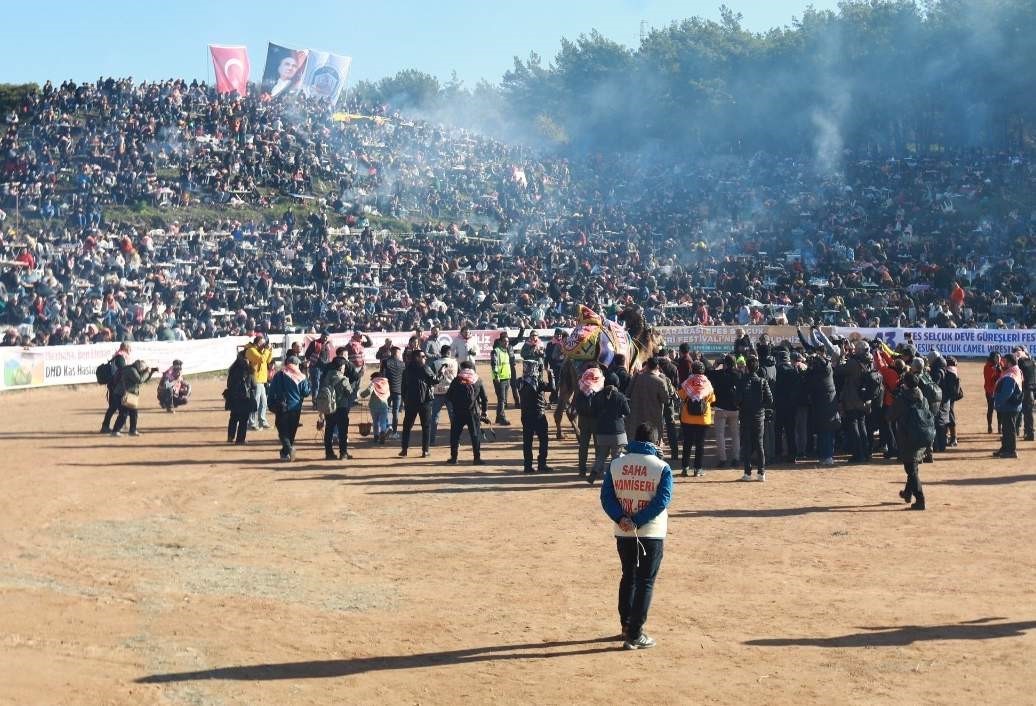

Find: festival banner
209;45;250;95
657;325;803;355
300;50;351;104
832;326;1036;358
260;43;308;99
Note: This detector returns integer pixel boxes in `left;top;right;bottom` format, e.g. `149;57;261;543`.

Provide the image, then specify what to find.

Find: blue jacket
269;368;312;412
600;441;673;529
993;374;1023;412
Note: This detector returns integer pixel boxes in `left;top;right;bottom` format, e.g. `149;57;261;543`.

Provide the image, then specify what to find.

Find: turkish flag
209;45;250;95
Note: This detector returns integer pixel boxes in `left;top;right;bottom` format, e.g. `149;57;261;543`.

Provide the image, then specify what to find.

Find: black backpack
901;400;936;449
95;358;117;385
685;395;706;416
859;370;884;406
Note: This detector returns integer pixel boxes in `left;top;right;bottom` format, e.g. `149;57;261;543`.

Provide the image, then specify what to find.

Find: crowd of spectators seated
1;77;1035;346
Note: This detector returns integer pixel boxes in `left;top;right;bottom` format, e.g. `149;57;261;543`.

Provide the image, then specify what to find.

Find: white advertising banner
832;327;1036;358
0;337;251;391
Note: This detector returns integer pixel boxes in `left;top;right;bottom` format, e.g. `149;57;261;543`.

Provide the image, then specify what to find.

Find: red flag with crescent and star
209;45;250;95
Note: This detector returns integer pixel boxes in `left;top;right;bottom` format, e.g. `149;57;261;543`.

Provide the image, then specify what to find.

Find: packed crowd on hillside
1;77;1035;347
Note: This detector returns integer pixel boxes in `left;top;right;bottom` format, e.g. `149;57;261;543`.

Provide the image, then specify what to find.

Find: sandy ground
0;361;1034;706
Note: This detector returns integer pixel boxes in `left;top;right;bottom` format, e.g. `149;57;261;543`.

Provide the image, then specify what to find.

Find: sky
0;0;841;88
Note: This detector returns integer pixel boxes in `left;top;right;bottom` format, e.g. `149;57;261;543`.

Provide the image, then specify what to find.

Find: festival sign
833;326;1036;358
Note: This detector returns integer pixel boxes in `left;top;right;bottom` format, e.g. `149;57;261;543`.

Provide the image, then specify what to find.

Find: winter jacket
243;343;273;384
773;349;802;413
381;356;405;395
1018;356;1036;391
269;364;311;413
591;386;631;436
516;376;550;422
677;374;715;425
402;361;438;407
625;370;670;437
705;366;741;412
983;362;1002;398
888;386;929;461
806;358;840;432
994;372;1023;413
113;362;153;397
836;354;868;413
320;369;354;410
447;374;488;420
737;373;773;420
225;359;254;408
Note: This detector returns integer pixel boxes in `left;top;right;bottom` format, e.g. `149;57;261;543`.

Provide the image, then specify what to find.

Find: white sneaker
757;472;766;482
739;473;752;481
623;633;656;650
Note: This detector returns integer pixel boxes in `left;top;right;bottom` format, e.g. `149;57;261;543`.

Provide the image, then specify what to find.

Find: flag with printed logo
301;50;352;105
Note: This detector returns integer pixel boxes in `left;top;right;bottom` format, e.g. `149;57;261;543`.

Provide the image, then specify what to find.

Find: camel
552;323;665;440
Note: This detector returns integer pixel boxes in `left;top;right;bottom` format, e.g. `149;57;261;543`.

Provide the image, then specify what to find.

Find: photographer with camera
110;360;158;438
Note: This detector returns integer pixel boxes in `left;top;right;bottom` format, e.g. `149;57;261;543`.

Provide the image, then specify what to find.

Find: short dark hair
643;357;658;371
1003;353;1017;367
634;422;658;443
746;356;760;373
460;361;475;370
691;361;705;374
440;344;451;356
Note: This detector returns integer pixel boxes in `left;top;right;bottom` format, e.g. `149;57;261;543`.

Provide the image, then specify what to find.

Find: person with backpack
110;360;157;437
737;356;774;481
318;357;354;461
677;360;715;477
927;352;953;453
515;359;555;474
944;356;964;447
588;372;631;485
398;349;440;458
993;353;1024;459
225;350;255;444
268;356;311;462
888;373;932;511
99;342;131;433
446;361;489;465
910;358;941;463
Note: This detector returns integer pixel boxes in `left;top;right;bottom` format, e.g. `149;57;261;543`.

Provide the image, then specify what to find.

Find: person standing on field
600;422;673;650
243;335;273;430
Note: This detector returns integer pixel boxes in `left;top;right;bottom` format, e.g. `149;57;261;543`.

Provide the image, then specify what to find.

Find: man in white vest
600;422;673;650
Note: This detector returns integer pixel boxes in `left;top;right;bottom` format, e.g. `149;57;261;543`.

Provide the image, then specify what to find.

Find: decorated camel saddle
561;305;634;367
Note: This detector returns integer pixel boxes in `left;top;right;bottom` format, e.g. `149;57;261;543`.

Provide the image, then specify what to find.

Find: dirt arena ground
1;360;1034;705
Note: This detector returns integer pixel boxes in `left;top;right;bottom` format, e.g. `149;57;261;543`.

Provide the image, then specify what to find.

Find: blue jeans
388;392;402;432
617;537;664;641
816;430;834;461
308;367;323;407
430;395;453;446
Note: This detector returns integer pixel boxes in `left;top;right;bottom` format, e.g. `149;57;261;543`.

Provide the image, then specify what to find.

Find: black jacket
706;366;741;411
773;349;802;412
516;376;550;421
402;361;438;406
381;356;405;395
591;386;631;436
446;377;488;420
225;359;253;407
806;358;840;432
738;374;773;419
1018;356;1036;391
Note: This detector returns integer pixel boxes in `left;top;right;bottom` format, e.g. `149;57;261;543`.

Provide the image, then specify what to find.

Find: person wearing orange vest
600;422;673;650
